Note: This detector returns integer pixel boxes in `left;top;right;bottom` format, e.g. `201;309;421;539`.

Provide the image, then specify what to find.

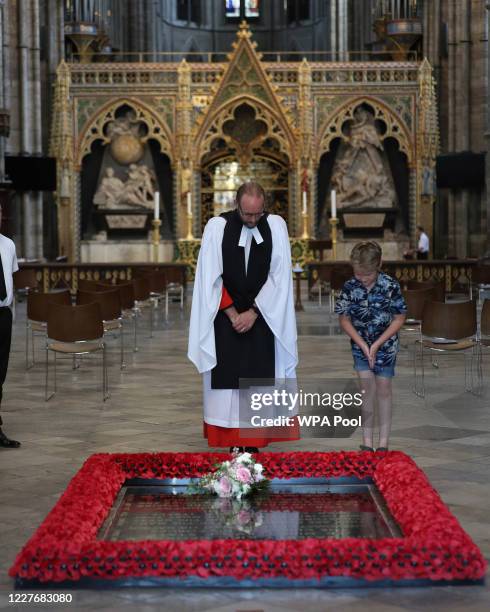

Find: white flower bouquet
189;448;269;499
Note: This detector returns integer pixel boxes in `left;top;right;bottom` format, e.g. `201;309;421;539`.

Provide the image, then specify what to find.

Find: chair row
411;299;490;398
24;273;184;402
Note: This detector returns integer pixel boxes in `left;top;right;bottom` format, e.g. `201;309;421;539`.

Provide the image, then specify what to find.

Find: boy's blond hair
350;241;382;270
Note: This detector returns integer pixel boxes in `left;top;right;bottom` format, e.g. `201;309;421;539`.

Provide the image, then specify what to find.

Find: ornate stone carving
94;164;156;210
107;111;145;165
331;106;397;210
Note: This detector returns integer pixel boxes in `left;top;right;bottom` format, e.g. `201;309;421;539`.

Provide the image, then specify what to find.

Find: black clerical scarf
211;210;275;389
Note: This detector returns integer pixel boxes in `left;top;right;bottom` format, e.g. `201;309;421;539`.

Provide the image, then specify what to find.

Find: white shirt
0;234;19;308
418;232;429;253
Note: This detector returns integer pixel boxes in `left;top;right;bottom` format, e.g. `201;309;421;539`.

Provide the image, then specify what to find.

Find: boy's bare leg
358;370;376;448
376;375;393;448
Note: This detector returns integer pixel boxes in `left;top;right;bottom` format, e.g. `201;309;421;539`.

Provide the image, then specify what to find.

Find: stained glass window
225;0;240;18
225;0;260;19
245;0;260;18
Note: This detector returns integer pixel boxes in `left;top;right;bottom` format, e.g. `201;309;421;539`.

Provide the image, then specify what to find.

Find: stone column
31;0;43;258
0;0;6;183
338;0;348;61
15;0;44;259
486;4;490;252
408;164;418;244
454;0;471;257
330;0;337;58
446;0;457;255
128;0;145;55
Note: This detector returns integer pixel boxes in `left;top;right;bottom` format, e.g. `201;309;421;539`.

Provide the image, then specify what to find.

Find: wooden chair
109;281;138;352
479;299;490;386
164;267;185;320
45;302;108;402
481;299;490;343
132;276;154;338
402;286;439;328
25;290;71;370
142;270;167;319
330;265;353;313
13;269;39;301
470;265;490;303
77;289;124;369
405;280;445;303
310;266;332;308
413;300;480;397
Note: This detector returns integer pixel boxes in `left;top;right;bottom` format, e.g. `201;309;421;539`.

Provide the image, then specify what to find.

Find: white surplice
188;214;298;428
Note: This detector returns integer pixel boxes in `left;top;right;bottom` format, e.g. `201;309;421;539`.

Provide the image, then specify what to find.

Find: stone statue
93;167;124;208
94;164;156;209
107;110;145;165
106;110;141;139
422;165;436;196
181;166;192;194
120;164;156;208
330;106;397;210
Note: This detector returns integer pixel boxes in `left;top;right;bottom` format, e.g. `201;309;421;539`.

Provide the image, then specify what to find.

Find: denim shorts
353;353;396;378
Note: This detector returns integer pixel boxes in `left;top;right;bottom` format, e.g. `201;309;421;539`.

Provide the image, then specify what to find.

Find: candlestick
187;191;192;216
302;190;307;214
331;189;337;219
329;217;339;261
301;210;309;239
154;191;160;221
151;219;161;263
186;211;194;240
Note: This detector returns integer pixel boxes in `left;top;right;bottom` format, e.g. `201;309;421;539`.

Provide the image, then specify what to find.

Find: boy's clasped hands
360;340;380;370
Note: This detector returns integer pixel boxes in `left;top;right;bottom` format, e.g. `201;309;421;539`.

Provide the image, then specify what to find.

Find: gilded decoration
77;97;111;133
193;22;297;169
49;22;438;265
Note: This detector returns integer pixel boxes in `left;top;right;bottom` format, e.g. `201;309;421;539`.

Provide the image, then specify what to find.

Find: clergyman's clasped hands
225;306;258;334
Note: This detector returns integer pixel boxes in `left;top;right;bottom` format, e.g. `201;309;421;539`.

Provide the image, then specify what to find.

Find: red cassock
203;286;299;448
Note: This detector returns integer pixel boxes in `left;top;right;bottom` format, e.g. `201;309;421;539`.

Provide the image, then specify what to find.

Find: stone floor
0;286;489;611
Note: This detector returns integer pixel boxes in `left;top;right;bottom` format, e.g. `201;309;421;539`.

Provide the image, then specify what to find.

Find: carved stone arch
76;98;174;167
193;96;296;168
316;96;413;165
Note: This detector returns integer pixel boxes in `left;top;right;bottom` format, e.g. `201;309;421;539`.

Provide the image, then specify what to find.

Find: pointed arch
193;95;296;167
76;97;174;167
316;96;414;164
192;23;297;167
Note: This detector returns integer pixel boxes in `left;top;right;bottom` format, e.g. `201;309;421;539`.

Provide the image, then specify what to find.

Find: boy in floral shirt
335;241;406;452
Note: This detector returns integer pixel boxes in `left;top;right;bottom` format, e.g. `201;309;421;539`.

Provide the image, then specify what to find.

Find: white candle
154;191;160;221
302;190;307;214
187;191;192;216
331;189;337;219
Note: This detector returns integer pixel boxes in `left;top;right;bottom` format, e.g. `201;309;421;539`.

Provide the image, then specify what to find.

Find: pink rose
218;476;232;496
237;510;252;525
236;466;252;484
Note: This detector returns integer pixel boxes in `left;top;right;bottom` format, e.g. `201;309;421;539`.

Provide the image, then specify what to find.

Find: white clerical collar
238;225;264;247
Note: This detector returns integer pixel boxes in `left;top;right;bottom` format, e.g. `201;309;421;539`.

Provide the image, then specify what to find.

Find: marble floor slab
0;285;488;611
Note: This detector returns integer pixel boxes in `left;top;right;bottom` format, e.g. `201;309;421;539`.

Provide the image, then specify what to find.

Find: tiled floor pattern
0;288;488;611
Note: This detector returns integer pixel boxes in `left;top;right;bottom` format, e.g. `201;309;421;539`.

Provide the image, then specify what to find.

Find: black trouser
0;307;13;427
417;252;429;260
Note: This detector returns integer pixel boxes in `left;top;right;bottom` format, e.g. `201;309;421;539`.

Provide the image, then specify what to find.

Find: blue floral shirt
334;272;407;367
